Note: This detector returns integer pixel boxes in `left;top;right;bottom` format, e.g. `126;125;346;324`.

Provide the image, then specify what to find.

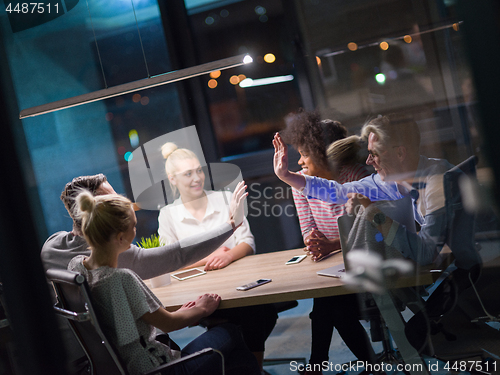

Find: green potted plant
136;234;171;287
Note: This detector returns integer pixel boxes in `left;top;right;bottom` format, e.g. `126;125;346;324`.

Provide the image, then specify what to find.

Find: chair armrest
142;347;222;375
53;305;91;322
46;269;86;285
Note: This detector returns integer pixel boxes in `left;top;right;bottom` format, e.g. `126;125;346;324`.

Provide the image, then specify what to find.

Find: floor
168;298;500;375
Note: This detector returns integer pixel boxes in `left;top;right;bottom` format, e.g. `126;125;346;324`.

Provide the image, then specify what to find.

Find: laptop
317;195;415;278
316;214;354;278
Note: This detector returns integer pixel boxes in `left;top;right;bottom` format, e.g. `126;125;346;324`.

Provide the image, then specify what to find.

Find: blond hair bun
76;190;96;213
161;142;178;160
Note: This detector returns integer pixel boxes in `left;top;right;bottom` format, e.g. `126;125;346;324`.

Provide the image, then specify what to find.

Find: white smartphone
285;254;307;265
236;278;272;291
171;268;206;281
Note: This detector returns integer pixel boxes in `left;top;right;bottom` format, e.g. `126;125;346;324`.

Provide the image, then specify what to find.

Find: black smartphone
236;278;272;291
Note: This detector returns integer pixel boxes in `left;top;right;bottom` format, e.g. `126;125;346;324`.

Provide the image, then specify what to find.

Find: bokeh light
263;53;276;63
132;93;141;103
124;152;133;162
140;96;149;106
375;73;386;84
129;129;139;148
210;70;221;79
229;75;240;85
208;79;218;89
243;55;253;64
347;42;358;51
380;41;389;50
255;6;266;15
404;35;412;43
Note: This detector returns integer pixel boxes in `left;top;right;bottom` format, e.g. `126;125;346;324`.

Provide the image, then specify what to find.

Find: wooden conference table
149;248;446;312
149;248;449;375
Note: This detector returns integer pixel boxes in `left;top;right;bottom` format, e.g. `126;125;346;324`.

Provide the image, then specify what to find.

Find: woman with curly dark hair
280;109;376;375
281;109;369;260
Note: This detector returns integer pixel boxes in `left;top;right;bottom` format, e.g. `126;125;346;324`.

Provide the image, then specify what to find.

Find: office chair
46;269;225;375
403;156;500;373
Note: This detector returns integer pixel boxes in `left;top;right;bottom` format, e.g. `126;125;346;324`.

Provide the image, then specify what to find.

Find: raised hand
272;133;289;181
272;133;306;190
229;180;248;228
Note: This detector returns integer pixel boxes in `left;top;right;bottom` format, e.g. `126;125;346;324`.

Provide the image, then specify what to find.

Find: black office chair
404;156;500;372
46;269;225;375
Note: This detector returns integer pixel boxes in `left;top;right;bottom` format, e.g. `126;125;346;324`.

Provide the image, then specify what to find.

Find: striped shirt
292;164;370;241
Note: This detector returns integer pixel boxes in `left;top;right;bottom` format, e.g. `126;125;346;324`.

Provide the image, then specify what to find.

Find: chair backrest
443;155;482;272
46;269;128;375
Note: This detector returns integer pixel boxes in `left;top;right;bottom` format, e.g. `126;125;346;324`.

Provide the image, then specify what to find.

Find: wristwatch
372;212;386;227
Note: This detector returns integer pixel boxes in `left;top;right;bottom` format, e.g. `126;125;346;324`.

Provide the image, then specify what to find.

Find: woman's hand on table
194;293;221;317
178;300;196;311
204;246;233;271
304;229;341;261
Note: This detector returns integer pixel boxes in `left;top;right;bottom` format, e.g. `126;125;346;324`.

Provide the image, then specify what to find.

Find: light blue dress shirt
302;156;453;266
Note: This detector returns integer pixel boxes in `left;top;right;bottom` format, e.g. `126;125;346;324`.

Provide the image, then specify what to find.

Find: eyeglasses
367;145;401;160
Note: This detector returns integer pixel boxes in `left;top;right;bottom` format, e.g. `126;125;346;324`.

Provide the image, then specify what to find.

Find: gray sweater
41;223;234;279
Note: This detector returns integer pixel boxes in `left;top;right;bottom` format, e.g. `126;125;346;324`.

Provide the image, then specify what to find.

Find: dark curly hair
280;109;347;170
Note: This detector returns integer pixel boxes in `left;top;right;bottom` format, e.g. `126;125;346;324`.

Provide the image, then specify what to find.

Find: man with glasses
273;113;480;268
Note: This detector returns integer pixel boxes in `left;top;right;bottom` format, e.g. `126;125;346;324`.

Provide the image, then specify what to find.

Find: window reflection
187;0;302;157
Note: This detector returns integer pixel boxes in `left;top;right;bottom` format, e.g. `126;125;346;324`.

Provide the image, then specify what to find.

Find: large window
1;0;184;240
1;0;498;253
186;0;303;158
300;0;480;166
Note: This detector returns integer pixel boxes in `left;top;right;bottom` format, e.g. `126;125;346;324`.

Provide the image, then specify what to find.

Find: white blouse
158;190;256;253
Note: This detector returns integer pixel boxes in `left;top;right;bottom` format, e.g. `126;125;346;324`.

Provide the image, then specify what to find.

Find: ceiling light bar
239;74;294;88
20;53;253;119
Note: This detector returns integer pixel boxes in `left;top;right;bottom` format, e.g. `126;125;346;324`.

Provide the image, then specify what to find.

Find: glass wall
1;0;185;241
1;0;500;373
186;0;302;157
1;0;498;253
299;0;480;166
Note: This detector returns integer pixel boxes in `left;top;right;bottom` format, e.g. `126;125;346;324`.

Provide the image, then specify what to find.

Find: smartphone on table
236;278;272;291
285;254;307;265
